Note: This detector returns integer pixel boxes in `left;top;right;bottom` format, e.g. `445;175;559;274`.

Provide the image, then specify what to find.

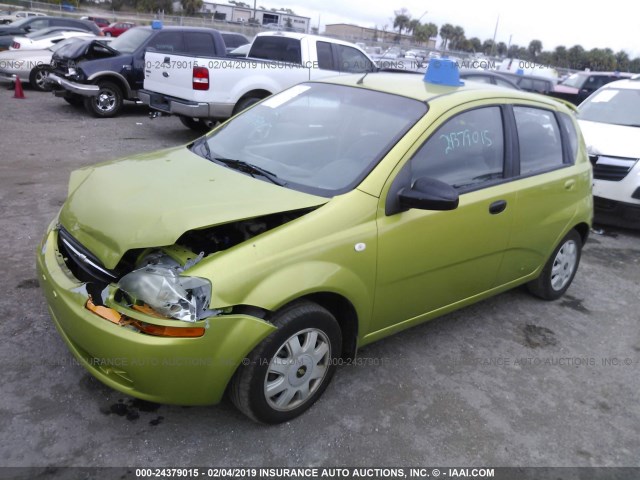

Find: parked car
10;27;94;50
496;71;556;94
0;11;45;24
101;21;135;37
37;60;592;424
81;16;110;28
0;16;100;50
550;71;634;105
220;31;249;54
0;35;108;90
459;69;521;89
577;78;640;228
46;24;227;117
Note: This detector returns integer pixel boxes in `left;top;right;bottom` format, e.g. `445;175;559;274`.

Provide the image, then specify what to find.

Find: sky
253;0;640;57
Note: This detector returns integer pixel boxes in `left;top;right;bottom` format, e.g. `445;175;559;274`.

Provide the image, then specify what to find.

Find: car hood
59;145;329;269
554;84;579;94
578;119;640;158
54;37;118;60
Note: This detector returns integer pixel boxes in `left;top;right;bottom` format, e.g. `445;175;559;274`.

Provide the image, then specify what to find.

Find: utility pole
491;15;499;57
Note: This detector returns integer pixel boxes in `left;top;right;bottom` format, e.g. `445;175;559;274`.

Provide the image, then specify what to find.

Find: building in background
324;23;436;49
190;2;309;32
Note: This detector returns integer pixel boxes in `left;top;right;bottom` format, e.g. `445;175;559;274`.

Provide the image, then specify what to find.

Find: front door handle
564;179;576;190
489;200;507;214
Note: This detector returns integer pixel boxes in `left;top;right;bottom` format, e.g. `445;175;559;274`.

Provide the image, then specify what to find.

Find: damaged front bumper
46;73;99;97
36;227;276;405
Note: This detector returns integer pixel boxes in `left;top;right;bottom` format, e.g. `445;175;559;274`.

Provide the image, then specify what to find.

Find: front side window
147;31;184;53
514;106;563;175
336;44;373;73
410;107;505;190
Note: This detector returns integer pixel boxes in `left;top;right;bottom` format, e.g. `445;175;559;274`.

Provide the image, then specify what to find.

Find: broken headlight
117;252;216;323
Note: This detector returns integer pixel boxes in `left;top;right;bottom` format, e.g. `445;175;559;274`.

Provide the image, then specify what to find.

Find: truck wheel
230;301;342;424
527;229;582;300
179;116;218;132
83;81;123;118
29;66;52;91
233;96;263;115
63;93;84;106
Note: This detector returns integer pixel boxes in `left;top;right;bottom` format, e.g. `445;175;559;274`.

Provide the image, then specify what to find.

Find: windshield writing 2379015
440;129;492;155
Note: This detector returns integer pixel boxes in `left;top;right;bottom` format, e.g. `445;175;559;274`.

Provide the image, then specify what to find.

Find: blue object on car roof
424;58;464;87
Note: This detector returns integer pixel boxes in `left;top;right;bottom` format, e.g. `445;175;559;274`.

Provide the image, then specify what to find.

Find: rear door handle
489;200;507;214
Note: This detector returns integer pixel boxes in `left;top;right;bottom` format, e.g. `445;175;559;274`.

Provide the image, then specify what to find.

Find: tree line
392;8;640;73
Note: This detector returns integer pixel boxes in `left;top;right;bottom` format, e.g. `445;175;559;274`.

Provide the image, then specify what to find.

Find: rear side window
410;106;505;190
316;41;334;70
514;107;563;175
184;32;216;56
250;36;301;63
147;31;184;53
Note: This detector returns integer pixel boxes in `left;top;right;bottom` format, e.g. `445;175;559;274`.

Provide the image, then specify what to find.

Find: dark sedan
0;16;100;50
459;69;521;89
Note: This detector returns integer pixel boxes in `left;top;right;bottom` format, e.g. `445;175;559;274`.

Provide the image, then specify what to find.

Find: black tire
527;229;582;300
63;93;84;106
178;116;218;132
29;66;51;92
230;301;342;424
233;96;263;115
83;81;123;118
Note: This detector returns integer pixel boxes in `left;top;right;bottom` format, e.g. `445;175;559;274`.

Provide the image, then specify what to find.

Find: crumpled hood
59;146;328;269
578;120;640;159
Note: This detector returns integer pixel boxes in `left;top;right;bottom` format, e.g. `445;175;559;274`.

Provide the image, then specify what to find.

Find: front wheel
527;229;582;300
83;81;123;118
29;66;51;91
230;301;342;424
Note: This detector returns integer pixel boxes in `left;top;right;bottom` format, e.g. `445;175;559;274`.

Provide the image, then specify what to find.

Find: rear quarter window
558;113;578;163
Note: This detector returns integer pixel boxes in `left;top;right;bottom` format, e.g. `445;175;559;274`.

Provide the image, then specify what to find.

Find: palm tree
440;23;454;50
528;39;543;59
393;8;411;36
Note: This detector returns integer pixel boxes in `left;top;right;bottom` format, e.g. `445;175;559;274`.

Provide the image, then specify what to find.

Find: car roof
317;72;567;108
599;78;640;90
570;71;633;77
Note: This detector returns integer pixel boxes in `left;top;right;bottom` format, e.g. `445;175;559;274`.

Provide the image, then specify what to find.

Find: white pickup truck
139;32;376;130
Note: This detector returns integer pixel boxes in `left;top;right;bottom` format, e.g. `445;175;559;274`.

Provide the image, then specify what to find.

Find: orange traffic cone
14;76;25;99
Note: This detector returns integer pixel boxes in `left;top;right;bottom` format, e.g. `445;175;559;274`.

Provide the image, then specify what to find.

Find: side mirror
398;177;459;211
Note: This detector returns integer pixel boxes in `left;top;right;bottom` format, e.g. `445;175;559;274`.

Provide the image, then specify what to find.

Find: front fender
240;260;373;334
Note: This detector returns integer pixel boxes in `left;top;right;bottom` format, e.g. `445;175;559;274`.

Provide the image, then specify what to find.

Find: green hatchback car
37;62;592;423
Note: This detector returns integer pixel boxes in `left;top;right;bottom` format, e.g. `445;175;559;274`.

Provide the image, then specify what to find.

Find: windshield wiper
214;157;284;186
196;139;284;185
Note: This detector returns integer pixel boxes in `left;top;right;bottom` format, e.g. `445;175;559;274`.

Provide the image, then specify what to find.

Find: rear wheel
83;81;123;118
29;66;51;91
527;229;582;300
233;96;263;115
230;301;342;424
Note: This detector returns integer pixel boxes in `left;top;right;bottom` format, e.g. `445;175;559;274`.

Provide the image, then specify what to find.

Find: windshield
199;82;427;196
561;73;587;89
579;87;640;127
108;27;152;53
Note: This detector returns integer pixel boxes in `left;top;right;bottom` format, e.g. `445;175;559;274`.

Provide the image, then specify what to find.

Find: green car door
368;103;517;341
